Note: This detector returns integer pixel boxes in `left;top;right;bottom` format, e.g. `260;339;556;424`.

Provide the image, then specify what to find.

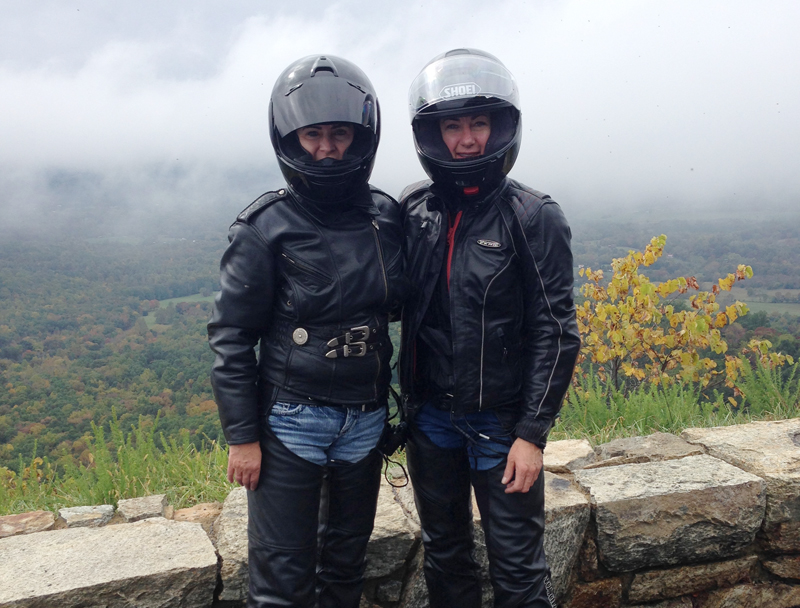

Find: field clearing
158;293;218;308
142;293;218;328
742;302;800;315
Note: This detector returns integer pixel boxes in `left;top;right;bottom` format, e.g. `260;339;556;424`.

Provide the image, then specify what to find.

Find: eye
301;128;320;139
332;128;352;139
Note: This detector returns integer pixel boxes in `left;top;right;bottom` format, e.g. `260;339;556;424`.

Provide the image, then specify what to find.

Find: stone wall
1;418;798;607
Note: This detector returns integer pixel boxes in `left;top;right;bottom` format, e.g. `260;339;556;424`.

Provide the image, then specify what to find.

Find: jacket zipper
280;253;332;284
371;219;388;305
370;220;388;399
446;211;463;291
407;219;429;271
446;210;463;406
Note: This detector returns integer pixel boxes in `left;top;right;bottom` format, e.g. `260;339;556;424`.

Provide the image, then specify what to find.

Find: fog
1;0;798;237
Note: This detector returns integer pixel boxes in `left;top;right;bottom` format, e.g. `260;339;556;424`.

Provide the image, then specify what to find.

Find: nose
319;134;334;153
460;127;476;147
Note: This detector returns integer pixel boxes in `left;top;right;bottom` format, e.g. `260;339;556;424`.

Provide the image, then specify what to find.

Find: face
296;123;355;161
439;114;491;159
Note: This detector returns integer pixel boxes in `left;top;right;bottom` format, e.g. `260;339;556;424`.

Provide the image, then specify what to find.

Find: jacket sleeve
515;201;581;449
207;221;275;445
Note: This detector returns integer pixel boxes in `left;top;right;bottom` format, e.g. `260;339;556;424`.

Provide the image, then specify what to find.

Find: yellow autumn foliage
576;235;793;394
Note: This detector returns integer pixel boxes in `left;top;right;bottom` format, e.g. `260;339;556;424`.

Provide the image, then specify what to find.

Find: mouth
456;152;480;159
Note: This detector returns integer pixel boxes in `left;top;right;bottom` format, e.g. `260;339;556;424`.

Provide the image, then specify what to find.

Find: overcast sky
1;0;799;233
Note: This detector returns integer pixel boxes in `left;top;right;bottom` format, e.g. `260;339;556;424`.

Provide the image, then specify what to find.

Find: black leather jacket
399;178;580;448
208;186;405;445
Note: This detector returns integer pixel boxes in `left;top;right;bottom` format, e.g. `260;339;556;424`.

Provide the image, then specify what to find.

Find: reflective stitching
504;197;564;420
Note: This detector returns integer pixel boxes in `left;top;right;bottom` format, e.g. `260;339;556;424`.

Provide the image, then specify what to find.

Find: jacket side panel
399;183;444;397
501;183;580;446
208;197;278;445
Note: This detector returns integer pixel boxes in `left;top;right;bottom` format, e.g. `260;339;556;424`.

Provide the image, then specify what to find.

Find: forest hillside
1;210;799;473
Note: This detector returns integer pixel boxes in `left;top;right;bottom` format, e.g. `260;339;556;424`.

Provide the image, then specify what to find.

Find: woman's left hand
227;441;262;491
501;438;543;494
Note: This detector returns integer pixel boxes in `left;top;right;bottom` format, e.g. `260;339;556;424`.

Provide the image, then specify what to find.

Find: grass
0;412;235;516
2;361;798;517
550;360;800;445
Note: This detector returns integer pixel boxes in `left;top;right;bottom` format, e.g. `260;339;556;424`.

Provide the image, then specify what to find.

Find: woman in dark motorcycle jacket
399;49;580;608
207;55;404;608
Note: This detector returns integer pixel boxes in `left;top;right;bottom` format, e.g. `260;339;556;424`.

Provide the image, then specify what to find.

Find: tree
576;235;793;400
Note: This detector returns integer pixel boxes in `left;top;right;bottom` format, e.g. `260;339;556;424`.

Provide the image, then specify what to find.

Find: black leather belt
325;325;384;359
270;319;388;359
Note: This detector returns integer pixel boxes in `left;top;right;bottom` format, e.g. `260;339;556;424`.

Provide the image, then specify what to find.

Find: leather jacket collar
287;184;380;226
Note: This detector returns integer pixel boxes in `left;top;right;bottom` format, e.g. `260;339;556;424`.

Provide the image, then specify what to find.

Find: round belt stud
292;328;309;345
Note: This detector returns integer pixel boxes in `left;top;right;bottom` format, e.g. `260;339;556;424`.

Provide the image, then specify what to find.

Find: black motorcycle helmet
409;49;521;197
270;55;380;203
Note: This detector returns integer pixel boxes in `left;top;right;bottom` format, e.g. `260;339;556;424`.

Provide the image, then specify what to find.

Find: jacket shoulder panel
235;189;290;224
399;180;433;207
369;186;402;216
500;180;553;228
369;185;400;207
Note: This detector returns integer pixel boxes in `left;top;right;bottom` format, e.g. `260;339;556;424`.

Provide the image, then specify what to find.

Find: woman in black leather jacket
400;49;581;607
207;55;404;608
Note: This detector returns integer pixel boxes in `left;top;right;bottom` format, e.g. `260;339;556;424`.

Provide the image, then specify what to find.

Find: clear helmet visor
408;51;520;121
413;105;519;164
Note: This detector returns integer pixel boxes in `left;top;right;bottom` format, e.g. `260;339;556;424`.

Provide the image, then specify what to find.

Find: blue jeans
414;402;515;471
268;402;386;466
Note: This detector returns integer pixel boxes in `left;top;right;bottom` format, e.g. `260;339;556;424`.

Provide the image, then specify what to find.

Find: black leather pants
407;428;557;608
246;431;382;608
406;429;483;607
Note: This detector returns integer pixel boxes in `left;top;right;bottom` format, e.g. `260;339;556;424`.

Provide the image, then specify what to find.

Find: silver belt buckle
343;342;367;357
325;341;367;359
327;325;370;348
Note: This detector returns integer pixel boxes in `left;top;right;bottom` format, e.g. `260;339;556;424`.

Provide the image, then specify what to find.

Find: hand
501;438;543;494
227;442;262;491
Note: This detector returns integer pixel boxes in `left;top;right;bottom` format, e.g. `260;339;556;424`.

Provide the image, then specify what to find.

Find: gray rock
628;555;757;603
543;473;591;599
173;502;223;538
701;582;800;608
544;439;596;472
58;505;114;528
398;546;428;608
116;494;168;523
0;510;55;538
215;486;249;602
574;455;765;572
587;432;704;469
365;478;420;579
562;577;623;608
0;517;217;607
376;579;403;603
682;418;800;552
626;599;692;608
392;480;420;527
763;555;800;580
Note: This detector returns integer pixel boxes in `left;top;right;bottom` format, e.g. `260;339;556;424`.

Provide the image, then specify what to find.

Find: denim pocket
271;402;306;416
